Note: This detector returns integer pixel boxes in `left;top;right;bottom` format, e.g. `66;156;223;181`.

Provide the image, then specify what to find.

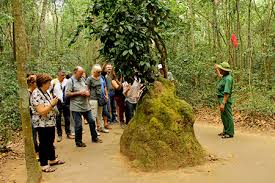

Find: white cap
158;64;163;69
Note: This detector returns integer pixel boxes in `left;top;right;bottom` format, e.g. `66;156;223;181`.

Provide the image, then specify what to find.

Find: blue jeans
102;104;111;120
125;101;137;124
72;110;98;145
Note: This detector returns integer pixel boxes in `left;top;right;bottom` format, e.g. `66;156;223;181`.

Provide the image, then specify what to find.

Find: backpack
89;76;108;106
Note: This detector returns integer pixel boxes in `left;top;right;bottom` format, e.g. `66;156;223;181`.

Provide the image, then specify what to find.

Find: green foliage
0;53;20;129
234;82;275;115
0;0;99;147
72;0;169;82
120;79;205;171
169;50;218;107
163;0;275;115
0;12;13;26
168;43;275;114
0;53;20;147
0;123;11;152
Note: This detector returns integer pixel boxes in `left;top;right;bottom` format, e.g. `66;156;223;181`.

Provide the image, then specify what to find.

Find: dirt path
1;122;275;183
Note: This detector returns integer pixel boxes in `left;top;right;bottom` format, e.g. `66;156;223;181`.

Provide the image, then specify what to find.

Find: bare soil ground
1;119;275;183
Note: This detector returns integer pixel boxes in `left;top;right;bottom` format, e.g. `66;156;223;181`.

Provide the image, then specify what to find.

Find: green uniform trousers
219;98;234;136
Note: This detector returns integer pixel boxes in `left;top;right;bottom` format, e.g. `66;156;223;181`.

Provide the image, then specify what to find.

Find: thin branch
192;9;227;46
253;0;264;22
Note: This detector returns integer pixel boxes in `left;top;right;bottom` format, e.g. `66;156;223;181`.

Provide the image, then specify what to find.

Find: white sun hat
158;64;163;69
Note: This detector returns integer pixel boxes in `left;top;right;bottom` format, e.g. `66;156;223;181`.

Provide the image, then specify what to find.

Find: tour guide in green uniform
214;62;234;138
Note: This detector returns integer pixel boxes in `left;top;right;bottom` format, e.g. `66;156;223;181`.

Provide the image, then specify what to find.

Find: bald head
74;66;84;80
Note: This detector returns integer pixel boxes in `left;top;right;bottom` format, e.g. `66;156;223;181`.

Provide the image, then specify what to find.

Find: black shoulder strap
38;88;52;103
81;77;86;85
50;81;56;95
71;78;74;92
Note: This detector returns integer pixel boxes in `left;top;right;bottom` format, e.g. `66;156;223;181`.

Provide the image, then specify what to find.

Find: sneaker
92;138;103;143
67;134;75;139
120;123;125;129
99;127;109;133
221;134;234;139
57;136;62;142
76;142;87;147
97;131;101;136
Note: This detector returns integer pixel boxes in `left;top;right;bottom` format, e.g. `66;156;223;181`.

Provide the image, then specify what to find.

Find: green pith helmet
217;62;232;72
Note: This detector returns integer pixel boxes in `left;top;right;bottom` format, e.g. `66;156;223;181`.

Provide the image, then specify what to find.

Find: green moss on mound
120;79;205;171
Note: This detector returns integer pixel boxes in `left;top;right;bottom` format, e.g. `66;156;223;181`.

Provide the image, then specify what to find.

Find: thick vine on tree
70;0;169;81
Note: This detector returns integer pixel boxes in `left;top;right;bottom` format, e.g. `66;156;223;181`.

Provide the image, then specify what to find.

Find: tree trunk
212;0;217;52
263;0;274;89
0;37;3;54
212;0;221;52
236;0;242;69
29;0;40;56
11;0;42;182
188;0;195;51
229;0;235;68
208;22;212;48
53;0;59;50
12;22;16;60
38;0;48;56
247;0;253;88
152;31;168;79
225;0;232;64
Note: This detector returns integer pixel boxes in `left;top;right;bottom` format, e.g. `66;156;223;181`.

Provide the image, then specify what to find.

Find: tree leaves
126;25;132;32
0;12;13;25
129;49;133;55
71;0;169;82
122;50;128;56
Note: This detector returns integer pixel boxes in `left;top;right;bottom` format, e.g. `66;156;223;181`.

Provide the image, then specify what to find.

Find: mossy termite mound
120;79;205;171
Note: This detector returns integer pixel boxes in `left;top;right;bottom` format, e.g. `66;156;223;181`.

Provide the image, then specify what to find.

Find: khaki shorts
89;100;103;127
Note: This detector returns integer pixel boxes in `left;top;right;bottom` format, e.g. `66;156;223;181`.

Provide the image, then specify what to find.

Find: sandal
42;166;56;173
49;159;65;166
218;132;225;136
221;134;233;139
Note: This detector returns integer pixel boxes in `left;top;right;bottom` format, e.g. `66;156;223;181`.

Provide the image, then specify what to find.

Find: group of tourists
27;63;148;173
26;60;234;173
